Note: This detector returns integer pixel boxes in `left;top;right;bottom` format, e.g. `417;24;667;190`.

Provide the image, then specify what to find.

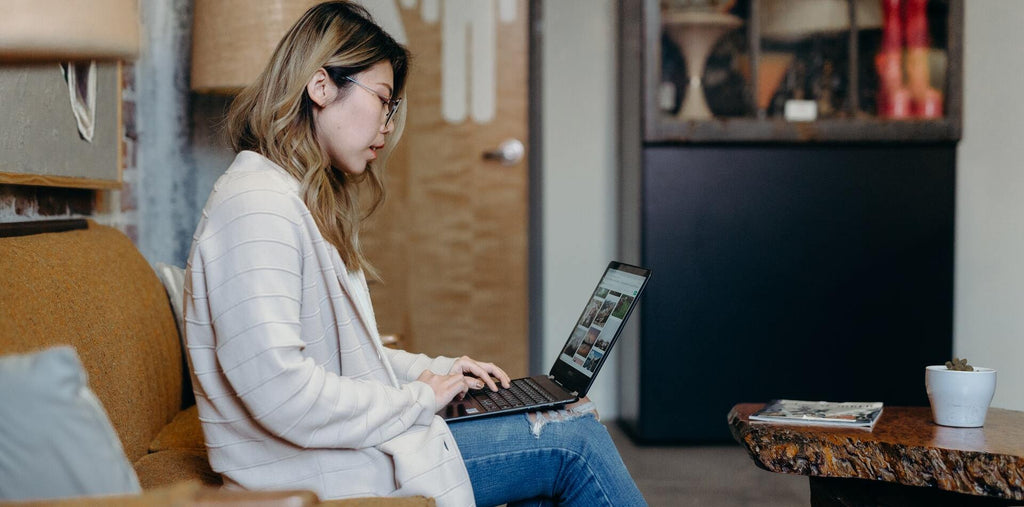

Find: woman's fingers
418;370;478;406
454;356;511;391
463;360;498;391
420;359;515;408
449;373;471;399
451;357;482;389
483;364;507;389
442;374;469;404
478;363;509;390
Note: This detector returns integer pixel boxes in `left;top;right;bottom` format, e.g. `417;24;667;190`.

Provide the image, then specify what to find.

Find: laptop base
440;375;577;422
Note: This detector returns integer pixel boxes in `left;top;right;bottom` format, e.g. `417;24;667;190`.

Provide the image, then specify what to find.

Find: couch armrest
318;498;435;507
193;487;434;506
191;486;318;506
0;480;435;506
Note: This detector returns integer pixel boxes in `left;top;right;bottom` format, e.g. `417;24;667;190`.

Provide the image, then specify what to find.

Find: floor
606;421;811;507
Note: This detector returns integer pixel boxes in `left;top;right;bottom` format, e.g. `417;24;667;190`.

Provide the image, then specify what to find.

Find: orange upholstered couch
0;220;431;506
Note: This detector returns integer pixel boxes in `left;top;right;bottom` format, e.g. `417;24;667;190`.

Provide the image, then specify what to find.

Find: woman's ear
306;68;334;107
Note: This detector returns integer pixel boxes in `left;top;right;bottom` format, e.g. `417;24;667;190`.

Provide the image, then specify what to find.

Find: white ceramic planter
925;365;997;427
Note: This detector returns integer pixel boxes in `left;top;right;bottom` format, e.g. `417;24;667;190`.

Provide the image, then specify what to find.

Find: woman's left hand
449;356;511;392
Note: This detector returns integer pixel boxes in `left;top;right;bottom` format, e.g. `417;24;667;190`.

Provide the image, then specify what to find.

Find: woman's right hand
417;370;482;408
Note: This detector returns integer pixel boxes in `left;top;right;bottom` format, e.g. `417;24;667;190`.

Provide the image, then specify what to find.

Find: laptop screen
550;262;650;395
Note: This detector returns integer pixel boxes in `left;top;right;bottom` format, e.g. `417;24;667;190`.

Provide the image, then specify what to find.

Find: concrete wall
134;0;234;267
956;0;1024;411
135;0;197;265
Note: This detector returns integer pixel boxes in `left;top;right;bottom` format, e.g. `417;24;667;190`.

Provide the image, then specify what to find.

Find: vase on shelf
736;52;794;118
662;9;742;120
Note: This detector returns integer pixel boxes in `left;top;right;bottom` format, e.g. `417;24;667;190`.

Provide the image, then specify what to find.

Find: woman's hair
226;1;409;277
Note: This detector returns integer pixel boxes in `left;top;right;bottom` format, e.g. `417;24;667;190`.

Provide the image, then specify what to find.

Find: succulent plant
945;357;974;372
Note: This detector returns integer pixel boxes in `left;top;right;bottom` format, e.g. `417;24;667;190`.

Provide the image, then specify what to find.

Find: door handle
482;138;525;166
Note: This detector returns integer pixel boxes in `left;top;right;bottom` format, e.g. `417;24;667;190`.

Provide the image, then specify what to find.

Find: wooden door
360;0;529;377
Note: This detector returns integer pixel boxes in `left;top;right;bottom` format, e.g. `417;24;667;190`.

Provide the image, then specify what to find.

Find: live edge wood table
729;403;1024;506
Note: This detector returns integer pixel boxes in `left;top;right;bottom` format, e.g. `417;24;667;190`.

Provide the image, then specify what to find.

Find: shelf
646;117;960;144
627;0;963;144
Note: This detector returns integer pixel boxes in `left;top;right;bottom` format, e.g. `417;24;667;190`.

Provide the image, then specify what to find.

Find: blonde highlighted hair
226;1;409;277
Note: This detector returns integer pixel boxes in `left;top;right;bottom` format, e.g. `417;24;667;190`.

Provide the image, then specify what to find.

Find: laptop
440;261;651;422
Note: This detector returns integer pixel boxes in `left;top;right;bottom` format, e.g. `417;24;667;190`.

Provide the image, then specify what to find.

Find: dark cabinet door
621;145;955;442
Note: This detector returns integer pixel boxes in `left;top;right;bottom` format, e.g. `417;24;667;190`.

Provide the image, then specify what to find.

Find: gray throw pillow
0;346;142;501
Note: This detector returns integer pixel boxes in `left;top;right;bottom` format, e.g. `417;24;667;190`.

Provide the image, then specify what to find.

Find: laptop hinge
549;376;579;398
548;375;563;389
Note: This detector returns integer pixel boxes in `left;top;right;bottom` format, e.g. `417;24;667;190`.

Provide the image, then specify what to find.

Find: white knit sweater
184;151;474;504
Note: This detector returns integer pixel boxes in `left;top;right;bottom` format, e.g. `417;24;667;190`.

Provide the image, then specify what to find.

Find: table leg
809;476;1022;507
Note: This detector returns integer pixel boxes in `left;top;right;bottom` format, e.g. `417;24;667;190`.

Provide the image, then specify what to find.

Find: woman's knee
543;414;612;460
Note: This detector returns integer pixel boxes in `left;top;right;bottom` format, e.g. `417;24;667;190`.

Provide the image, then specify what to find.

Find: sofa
0;219;432;506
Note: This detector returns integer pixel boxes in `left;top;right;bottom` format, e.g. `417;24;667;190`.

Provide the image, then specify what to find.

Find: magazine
749;399;884;429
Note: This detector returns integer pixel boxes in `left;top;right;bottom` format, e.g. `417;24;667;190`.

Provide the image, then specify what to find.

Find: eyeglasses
343;76;402;127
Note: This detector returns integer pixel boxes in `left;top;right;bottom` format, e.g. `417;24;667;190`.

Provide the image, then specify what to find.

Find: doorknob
482;138;525;165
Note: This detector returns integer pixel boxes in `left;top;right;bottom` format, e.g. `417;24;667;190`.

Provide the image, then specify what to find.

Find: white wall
955;1;1024;411
542;0;622;417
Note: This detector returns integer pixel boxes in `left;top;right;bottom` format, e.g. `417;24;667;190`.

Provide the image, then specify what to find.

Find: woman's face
310;61;396;175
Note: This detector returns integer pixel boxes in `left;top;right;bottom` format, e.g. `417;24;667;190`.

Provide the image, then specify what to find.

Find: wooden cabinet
616;0;960;443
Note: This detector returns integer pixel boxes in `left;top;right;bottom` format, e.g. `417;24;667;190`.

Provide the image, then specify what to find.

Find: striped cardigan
184;151;474;505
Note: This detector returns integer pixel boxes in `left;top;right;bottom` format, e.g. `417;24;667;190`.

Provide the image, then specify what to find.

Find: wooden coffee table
729;403;1024;506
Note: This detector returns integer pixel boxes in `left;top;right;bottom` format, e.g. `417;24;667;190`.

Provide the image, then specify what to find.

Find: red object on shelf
876;0;910;119
914;89;943;118
906;46;943;118
904;0;943;118
905;0;929;48
875;0;942;119
880;0;903;51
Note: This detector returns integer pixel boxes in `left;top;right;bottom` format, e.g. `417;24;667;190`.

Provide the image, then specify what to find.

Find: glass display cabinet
625;0;961;142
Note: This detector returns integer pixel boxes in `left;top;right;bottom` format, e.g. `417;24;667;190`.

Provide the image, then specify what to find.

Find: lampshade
761;0;882;40
0;0;139;61
191;0;320;94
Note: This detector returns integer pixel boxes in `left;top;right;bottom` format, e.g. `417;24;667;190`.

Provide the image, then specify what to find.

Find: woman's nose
380;119;394;135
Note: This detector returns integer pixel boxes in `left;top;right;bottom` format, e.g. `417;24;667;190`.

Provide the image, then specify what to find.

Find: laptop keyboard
473;378;559;411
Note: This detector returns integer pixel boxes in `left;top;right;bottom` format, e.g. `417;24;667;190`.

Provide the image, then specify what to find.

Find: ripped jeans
448;410;647;506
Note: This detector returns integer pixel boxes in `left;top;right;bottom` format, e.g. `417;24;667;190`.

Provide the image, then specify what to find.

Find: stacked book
749;399;884;429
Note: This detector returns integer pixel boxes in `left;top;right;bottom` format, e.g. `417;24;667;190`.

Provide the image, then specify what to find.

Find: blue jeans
449;413;647;506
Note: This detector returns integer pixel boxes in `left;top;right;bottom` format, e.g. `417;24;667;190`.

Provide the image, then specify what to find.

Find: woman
184;2;645;505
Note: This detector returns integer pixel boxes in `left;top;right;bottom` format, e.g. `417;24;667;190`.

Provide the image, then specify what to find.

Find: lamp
0;0;139;61
191;0;318;94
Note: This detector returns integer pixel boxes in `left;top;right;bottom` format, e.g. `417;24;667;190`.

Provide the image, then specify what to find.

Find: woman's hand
449;356;511;392
417;370;474;408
